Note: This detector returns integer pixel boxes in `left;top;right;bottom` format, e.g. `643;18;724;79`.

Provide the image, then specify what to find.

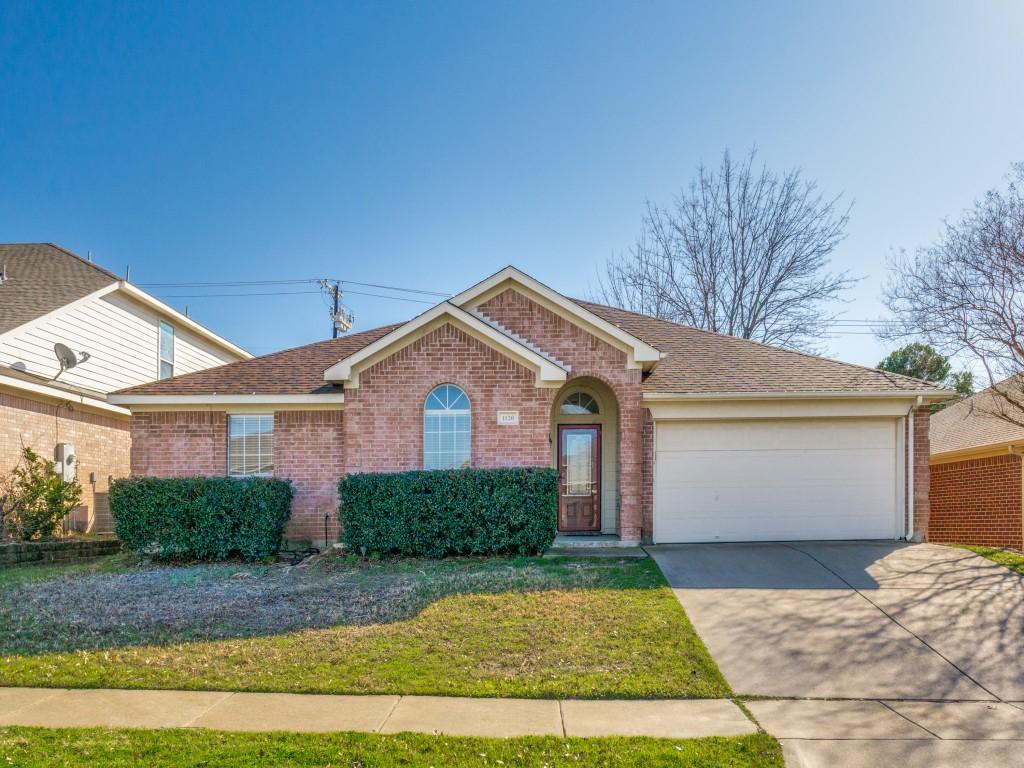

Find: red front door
557;425;601;532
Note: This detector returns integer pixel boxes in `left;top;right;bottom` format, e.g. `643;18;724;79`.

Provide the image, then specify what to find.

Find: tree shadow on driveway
648;541;1024;701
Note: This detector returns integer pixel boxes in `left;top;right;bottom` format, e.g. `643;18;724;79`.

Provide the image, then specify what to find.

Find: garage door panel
657;419;895;452
653;419;899;543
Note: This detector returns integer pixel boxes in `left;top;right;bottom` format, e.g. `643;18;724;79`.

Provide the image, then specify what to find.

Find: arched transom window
424;384;471;470
560;391;599;415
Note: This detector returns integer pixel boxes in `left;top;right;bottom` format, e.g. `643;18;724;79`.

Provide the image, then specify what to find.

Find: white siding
0;290;239;393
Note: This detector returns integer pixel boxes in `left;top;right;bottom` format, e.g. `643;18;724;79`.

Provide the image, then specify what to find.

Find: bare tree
594;150;855;351
881;163;1024;426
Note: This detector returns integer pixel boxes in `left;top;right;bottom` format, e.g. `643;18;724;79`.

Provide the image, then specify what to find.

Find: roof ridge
0;242;123;285
574;297;945;391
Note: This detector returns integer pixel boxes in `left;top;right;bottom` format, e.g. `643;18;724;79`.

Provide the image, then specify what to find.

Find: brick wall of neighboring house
343;323;553;475
1;390;130;533
479;288;645;541
929;453;1023;549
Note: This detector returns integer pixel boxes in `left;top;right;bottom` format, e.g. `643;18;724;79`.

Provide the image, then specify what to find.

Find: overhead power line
139;276;450;297
153;288;437;304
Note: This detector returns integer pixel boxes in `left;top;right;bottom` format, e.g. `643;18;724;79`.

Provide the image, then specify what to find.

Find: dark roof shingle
115;293;948;399
576;300;945;394
0;243;120;335
115;324;401;396
931;381;1024;456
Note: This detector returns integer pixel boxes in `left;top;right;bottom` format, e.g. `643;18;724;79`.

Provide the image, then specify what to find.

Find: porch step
546;534;647;558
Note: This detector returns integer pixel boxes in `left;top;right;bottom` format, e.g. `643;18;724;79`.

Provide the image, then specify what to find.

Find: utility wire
154;288;437;304
140;277;450;297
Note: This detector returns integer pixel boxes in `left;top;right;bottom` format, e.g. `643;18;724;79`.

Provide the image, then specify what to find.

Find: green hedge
339;467;558;557
110;476;293;561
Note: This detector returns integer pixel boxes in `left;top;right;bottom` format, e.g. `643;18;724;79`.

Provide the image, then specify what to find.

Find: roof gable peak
449;266;662;370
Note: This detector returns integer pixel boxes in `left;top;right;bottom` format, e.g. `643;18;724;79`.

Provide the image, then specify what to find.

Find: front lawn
0;727;783;768
959;545;1024;576
0;553;728;699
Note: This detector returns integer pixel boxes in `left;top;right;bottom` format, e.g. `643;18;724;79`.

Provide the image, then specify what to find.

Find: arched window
560;391;599;415
424;384;471;470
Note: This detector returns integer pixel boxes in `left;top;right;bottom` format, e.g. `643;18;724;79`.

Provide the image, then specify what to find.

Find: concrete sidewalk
0;687;755;738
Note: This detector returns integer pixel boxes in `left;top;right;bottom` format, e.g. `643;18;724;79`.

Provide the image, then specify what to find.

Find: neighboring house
930;384;1024;549
0;243;250;533
110;266;950;546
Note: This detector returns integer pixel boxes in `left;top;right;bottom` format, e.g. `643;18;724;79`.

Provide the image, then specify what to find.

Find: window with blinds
423;384;471;470
228;414;274;476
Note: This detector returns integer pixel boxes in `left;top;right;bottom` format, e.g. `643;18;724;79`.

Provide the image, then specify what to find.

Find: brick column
618;399;644;542
640;409;654;543
912;405;931;541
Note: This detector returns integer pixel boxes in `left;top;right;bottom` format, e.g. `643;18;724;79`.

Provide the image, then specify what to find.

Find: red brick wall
129;410;346;542
275;410;345;542
130;411;227;477
1;391;130;533
343;322;552;473
479;289;645;541
641;408;654;539
912;405;931;540
929;453;1023;549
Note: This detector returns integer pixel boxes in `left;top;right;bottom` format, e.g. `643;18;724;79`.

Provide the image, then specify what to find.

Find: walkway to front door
557;424;601;532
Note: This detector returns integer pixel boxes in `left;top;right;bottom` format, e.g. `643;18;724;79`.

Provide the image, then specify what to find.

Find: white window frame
227;413;274;477
423;384;471;470
158;321;175;379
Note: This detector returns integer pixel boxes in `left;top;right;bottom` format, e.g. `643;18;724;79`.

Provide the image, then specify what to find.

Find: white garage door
653;418;900;543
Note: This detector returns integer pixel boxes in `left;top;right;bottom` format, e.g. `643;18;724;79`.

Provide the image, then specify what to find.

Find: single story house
930;383;1024;549
110;267;950;545
0;243;250;532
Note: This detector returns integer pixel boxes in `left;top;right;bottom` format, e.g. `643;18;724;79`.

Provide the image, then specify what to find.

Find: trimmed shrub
111;476;293;561
338;467;558;557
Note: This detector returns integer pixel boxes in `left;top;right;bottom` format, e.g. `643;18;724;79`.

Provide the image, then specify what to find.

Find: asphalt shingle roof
931;381;1024;456
576;300;943;394
0;243;120;335
116;294;947;398
116;324;401;396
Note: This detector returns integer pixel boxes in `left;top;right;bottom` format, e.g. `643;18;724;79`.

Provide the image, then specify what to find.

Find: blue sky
2;1;1021;365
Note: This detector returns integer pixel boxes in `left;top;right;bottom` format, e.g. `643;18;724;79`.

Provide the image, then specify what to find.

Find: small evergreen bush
338;467;558;557
111;476;292;560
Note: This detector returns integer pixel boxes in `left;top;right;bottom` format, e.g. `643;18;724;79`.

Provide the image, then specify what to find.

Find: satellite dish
54;343;80;376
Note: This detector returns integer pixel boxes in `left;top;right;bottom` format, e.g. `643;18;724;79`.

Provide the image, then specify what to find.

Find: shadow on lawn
0;554;662;656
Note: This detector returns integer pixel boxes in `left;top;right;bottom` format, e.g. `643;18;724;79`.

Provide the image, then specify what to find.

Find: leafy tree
877;343;974;411
877;343;951;383
1;447;82;541
948;370;974;396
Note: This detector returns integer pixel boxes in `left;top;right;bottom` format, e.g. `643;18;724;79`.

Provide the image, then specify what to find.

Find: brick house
0;244;249;533
111;267;950;546
930;384;1024;549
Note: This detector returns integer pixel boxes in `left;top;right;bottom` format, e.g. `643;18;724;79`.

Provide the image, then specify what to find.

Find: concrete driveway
647;544;1024;765
649;541;1024;701
649;542;1024;766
